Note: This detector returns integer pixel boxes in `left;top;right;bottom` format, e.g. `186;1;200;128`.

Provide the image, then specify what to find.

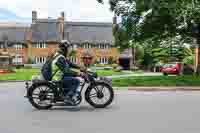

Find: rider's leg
62;76;80;97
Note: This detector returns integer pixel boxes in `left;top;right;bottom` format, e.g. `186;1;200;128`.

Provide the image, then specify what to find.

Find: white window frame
35;56;46;64
0;44;3;49
106;44;109;49
12;54;23;64
34;42;47;48
99;57;108;64
70;57;77;63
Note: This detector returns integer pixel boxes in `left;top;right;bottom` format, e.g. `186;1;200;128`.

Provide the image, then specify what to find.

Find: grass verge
112;76;200;87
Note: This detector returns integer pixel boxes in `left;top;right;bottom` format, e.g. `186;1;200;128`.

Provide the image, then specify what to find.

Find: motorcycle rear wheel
28;83;54;110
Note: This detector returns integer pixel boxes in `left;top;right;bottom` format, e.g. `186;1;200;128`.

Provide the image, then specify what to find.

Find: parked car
161;63;182;76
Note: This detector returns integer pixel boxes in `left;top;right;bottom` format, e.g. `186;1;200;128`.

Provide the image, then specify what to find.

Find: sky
0;0;114;22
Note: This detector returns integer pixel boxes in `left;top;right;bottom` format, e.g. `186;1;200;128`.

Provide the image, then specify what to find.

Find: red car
161;63;182;76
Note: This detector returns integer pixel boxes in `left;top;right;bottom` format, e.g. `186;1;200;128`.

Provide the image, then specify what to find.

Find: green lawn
96;70;125;76
0;69;124;81
2;69;199;87
0;69;40;80
112;76;200;87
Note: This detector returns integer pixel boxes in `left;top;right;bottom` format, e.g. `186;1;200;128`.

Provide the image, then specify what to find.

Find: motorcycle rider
51;40;85;105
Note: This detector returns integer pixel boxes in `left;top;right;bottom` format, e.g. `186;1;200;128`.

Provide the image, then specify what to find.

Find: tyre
85;82;114;108
163;73;168;76
28;83;54;110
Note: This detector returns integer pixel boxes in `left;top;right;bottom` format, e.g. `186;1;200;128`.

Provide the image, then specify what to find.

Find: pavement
107;72;162;79
1;82;200;133
114;86;200;91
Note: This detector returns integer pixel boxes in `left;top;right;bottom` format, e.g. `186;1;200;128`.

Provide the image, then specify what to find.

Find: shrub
27;58;33;64
15;65;24;69
8;66;15;73
108;57;114;64
24;66;32;69
95;64;105;67
114;66;123;72
112;64;118;69
130;66;139;71
104;67;112;70
93;59;100;65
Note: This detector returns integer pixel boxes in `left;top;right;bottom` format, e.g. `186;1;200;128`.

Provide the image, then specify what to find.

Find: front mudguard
97;76;112;86
85;80;113;98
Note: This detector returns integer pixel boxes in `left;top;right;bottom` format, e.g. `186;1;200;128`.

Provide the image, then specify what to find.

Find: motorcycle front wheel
85;82;114;108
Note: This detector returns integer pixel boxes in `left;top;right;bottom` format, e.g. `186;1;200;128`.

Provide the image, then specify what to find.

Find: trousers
62;76;80;97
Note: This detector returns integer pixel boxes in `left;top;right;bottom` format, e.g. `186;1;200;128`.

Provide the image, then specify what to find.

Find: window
98;44;101;49
35;57;46;64
70;57;77;63
99;44;107;49
106;44;110;49
33;42;47;48
0;44;3;49
99;57;108;64
73;44;77;50
100;44;103;49
14;44;23;50
83;43;92;49
12;54;23;64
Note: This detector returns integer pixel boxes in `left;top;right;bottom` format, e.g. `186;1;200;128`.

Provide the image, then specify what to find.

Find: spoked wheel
28;84;54;110
85;82;114;108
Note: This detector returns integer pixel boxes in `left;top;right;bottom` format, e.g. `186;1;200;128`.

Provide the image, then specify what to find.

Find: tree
97;0;200;72
108;57;114;64
98;0;200;41
68;50;76;57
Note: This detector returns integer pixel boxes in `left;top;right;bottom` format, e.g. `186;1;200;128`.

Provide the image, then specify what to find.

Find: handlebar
80;70;97;83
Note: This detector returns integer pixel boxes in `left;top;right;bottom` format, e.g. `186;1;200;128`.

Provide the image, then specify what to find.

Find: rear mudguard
26;81;58;98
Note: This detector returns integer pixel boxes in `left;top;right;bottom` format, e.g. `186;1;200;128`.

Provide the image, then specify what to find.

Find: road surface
0;82;200;133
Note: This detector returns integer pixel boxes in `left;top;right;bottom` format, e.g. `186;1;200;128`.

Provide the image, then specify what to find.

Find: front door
118;58;130;70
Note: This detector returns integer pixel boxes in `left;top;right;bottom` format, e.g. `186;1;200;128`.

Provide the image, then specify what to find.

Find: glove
80;66;87;72
79;72;85;77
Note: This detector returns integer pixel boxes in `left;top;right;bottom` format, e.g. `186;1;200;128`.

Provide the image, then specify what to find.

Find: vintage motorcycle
24;70;114;109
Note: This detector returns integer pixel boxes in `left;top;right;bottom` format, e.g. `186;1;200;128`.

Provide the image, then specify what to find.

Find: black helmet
58;40;71;55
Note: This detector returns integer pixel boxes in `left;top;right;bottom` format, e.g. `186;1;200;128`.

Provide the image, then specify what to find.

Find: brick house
0;23;29;65
0;11;119;65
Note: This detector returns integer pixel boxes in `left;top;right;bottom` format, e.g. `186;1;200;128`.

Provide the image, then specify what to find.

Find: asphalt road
0;82;200;133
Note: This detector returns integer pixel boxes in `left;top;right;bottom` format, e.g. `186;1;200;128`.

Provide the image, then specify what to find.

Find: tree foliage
99;0;200;42
97;0;200;68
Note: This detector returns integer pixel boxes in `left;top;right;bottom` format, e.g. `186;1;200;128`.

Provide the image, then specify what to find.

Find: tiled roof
31;20;59;42
64;22;113;44
0;20;113;44
0;26;28;42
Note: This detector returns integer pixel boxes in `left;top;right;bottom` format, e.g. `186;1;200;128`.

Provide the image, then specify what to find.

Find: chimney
32;11;37;23
66;32;69;40
61;12;65;20
58;11;65;41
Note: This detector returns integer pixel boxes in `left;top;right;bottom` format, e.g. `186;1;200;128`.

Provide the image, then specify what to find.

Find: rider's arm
55;57;80;76
66;59;81;69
